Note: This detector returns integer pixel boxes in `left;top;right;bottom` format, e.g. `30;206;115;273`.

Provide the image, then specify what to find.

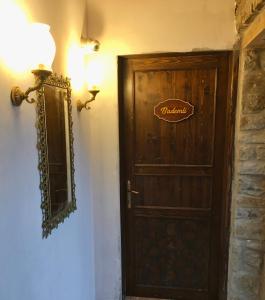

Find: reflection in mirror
36;74;76;238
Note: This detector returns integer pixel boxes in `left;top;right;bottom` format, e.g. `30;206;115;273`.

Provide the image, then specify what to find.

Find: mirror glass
36;74;76;238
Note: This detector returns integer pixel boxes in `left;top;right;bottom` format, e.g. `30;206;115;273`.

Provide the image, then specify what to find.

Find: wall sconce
80;35;100;53
77;88;99;111
77;36;100;112
10;23;56;106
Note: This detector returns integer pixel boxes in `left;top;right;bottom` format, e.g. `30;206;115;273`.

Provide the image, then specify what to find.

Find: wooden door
118;52;235;300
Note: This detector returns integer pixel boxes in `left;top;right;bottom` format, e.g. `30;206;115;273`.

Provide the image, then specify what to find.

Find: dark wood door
119;52;235;300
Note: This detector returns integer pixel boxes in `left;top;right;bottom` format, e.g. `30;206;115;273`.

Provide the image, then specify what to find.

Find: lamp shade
29;23;56;71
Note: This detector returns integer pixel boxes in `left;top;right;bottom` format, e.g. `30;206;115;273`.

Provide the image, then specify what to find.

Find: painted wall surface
0;1;96;300
0;1;236;300
83;0;236;299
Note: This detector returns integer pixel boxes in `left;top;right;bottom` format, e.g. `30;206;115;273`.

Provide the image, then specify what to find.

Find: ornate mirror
36;74;76;238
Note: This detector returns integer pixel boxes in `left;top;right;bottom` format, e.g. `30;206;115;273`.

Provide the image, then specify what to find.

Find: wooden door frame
118;51;239;300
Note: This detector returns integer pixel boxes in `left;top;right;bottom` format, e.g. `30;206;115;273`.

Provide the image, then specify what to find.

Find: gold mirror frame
36;74;76;238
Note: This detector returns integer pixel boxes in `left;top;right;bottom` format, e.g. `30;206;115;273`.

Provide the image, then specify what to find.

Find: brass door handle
130;190;139;195
127;180;139;208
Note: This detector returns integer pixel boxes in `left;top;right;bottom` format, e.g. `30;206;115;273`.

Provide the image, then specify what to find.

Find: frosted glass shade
29;23;56;71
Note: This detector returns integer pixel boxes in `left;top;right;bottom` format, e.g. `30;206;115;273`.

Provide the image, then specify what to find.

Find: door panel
134;68;217;165
119;52;233;300
134;216;210;289
135;176;212;208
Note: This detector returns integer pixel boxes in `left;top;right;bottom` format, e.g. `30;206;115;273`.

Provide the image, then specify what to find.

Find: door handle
127;180;139;209
130;190;139;195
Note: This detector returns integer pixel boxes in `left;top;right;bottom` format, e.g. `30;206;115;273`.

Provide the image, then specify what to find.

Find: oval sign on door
154;99;195;123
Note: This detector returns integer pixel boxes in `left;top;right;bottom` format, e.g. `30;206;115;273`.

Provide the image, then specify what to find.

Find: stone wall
236;0;265;30
229;49;265;300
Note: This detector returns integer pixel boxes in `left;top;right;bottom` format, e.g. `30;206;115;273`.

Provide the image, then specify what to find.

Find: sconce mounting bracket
77;89;100;112
10;69;52;106
11;86;26;106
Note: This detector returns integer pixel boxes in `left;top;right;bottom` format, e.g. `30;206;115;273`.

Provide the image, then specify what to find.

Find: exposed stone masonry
236;0;265;30
229;49;265;300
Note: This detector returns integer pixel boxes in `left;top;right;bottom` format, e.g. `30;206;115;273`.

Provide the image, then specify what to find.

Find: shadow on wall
81;1;104;40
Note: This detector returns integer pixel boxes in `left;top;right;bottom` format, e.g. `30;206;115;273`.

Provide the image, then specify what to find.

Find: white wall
83;0;236;299
0;1;96;300
0;1;236;300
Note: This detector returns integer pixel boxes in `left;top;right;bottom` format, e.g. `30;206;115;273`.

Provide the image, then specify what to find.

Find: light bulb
29;23;56;71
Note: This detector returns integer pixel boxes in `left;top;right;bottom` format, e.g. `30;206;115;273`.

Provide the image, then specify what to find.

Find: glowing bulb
29;23;56;71
85;52;104;91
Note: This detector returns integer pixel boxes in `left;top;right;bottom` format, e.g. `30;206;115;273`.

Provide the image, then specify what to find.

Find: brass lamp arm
10;69;52;106
24;80;44;104
84;97;96;109
77;89;99;112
